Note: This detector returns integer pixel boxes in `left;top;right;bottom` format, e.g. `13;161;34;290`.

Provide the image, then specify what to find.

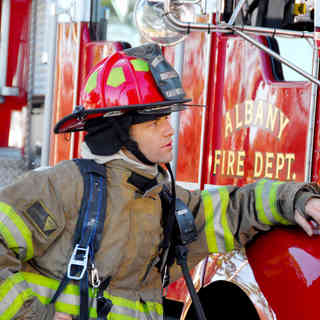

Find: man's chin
158;156;173;164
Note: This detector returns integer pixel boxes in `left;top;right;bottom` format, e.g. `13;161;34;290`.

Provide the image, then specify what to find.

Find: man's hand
295;197;320;236
54;312;72;320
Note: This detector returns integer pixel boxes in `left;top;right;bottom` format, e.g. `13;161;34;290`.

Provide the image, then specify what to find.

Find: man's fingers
295;210;313;236
305;198;320;225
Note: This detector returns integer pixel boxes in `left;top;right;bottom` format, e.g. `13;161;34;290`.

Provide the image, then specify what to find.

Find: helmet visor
136;104;186;115
54;98;190;134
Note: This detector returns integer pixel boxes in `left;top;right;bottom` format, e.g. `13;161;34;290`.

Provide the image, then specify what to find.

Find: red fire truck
1;0;319;319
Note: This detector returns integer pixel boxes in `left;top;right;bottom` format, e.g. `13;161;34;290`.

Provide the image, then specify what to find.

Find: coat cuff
279;182;320;223
295;189;320;220
16;298;55;320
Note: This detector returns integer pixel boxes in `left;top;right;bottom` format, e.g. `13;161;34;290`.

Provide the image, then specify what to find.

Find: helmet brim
54;98;191;133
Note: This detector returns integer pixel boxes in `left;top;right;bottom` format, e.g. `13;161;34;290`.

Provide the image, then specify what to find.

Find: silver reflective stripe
205;189;229;252
151;55;164;68
0;275;30;318
0;214;28;260
0;202;33;261
160;71;177;80
109;303;162;320
28;282;80;306
138;105;171;113
166;88;184;97
259;180;277;224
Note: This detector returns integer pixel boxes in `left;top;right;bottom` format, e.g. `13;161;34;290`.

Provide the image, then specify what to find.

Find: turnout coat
0;158;316;319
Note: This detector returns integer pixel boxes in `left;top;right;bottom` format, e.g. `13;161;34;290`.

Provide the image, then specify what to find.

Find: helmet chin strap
124;139;155;166
109;117;155;166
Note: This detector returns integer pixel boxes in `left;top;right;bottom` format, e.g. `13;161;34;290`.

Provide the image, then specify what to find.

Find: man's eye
146;121;157;128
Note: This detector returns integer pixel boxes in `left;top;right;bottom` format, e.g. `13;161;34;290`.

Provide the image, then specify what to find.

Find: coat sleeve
0;160;81;319
174;179;320;268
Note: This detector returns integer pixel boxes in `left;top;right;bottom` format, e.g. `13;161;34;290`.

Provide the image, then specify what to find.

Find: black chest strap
159;163;205;320
50;159;110;320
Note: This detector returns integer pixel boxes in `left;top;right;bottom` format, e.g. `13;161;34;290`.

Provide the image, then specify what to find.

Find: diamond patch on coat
24;201;58;237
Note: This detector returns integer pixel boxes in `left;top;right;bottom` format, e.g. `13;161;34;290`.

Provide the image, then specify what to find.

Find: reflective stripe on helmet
202;187;235;253
130;59;149;72
85;63;104;94
150;55;164;68
84;71;99;93
107;67;126;87
0;202;34;261
255;179;291;225
160;71;178;81
165;88;184;98
0;272;163;320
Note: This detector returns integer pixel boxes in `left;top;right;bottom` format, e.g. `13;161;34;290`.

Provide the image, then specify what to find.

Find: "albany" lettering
224;100;289;139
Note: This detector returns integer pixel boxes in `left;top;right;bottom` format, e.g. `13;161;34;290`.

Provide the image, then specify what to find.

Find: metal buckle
67;244;89;280
73;105;87;121
90;263;101;288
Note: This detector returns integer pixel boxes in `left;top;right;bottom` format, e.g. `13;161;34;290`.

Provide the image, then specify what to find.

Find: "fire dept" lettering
253;152;295;180
213;150;296;180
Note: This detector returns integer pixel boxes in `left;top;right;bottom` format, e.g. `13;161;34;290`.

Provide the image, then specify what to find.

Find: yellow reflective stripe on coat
104;292;162;315
218;187;234;251
0;273;33;320
202;190;218;252
270;182;292;225
0;272;163;320
255;180;291;225
202;188;235;253
0;202;34;261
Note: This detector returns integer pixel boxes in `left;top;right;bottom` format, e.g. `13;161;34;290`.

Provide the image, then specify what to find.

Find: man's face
129;115;174;164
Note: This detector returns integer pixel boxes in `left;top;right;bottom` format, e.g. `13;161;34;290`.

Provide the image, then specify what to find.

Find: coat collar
106;159;169;195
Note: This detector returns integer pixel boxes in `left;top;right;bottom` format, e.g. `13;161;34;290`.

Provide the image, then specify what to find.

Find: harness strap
80;272;89;320
158;164;177;282
50;160;107;320
73;159;107;251
97;276;113;320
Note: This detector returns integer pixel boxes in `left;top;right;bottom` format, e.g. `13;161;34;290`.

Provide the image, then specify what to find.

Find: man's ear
127;125;134;140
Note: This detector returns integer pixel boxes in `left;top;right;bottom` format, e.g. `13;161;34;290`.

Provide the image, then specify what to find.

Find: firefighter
1;43;320;320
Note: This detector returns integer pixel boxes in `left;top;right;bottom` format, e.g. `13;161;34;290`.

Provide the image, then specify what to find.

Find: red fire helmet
54;44;191;133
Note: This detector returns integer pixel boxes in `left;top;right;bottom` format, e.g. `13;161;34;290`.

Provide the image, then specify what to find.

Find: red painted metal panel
50;23;83;165
164;19;208;185
311;28;320;184
175;32;207;184
311;94;320;183
199;32;316;319
0;0;30;147
203;34;312;186
7;0;30;94
241;26;320;320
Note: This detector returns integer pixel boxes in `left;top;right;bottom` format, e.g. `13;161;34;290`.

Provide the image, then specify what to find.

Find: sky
277;37;314;81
